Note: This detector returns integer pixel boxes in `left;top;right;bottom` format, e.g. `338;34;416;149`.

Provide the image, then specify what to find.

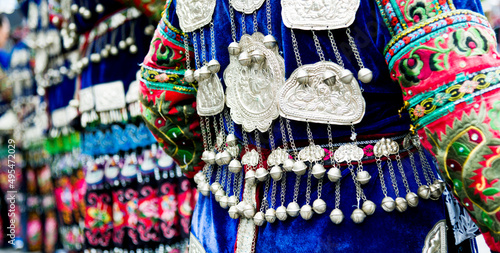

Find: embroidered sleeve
376;0;500;250
139;2;203;177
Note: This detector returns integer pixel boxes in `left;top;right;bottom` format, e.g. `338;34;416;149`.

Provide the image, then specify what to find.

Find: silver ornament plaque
176;0;216;32
267;147;289;166
334;144;363;162
241;149;259;166
373;138;399;157
298;145;325;162
281;0;360;30
232;0;265;14
197;74;225;116
279;61;365;125
224;32;285;132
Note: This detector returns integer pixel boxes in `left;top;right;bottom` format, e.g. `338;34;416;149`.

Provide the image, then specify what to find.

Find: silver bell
110;46;118;56
226;133;238;146
244;203;256;219
362;200;376;215
228;42;241;55
228;196;237;207
201;150;210;163
198;66;211;81
406;192;419;208
220;196;229;209
434;179;446;192
323;70;337;86
129;45;138;54
238;51;251;66
351;208;366;224
255;167;269;182
90;53;101;63
236;201;246;215
356;170;371;185
358;68;373;83
126;37;134;46
292;160;307;176
83;9;92;19
340;68;354;84
205;151;216;165
381;196;395;212
418;185;431;199
265;208;276;223
118;40;127;50
228;159;242;173
251;49;265;64
210;182;221;194
300;204;313;220
198;182;210;196
276;205;288;221
283;159;295;172
215;152;224;166
207;59;221;74
330;208;344;224
263;34;277;49
270;165;283;181
228;206;240;219
215;189;225;202
253;211;266;226
311;163;326;179
296;68;310;85
395;197;408;212
327;167;342;182
312;199;327;214
95;4;104;13
430;183;442;200
219;151;232;165
286;202;300;217
245;170;256;185
184;69;195;83
70;4;79;13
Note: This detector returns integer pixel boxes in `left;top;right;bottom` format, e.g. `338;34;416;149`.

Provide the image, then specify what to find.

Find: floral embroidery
458;80;479;94
398;54;426;87
433;92;451;106
486;72;500;84
488;101;500;131
449;28;489;57
405;0;438;23
363;144;374;157
155;73;169;83
413;104;426;117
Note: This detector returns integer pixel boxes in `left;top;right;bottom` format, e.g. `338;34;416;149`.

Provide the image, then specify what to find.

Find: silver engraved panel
281;0;360;30
279;61;365;125
334;144;363;163
176;0;216;32
298;145;325;162
197;74;225;116
232;0;265;14
224;32;285;132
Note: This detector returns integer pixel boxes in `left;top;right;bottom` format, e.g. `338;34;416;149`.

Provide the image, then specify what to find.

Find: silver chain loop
327;30;344;67
260;178;271;212
348;161;362;208
192;32;201;68
199;28;207;64
346;28;365;69
183;33;191;70
306;122;315;146
286;119;298;158
280;173;287;206
254;131;263;167
334;180;341;209
268;127;276;150
395;154;411;194
266;0;272;34
290;29;303;67
311;30;325;62
386;157;400;197
253;11;258;33
241;13;246;35
210;22;216;60
200;116;208;150
270;178;277;208
409;150;422;186
229;0;237;42
279;117;289;151
305;168;313;205
418;147;433;185
317;178;323;199
292;174;301;202
376;157;388;197
205;117;213;149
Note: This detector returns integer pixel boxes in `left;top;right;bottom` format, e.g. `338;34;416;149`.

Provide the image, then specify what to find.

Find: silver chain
327;124;336;165
233;171;239;203
409;150;422;186
212;116;220;151
348;161;362;208
253;11;258;33
266;0;272;34
229;0;237;41
395;154;411;194
224;109;235;134
305;168;312;205
241;13;246;35
199;28;207;64
215;165;222;183
205;117;213;149
192;32;201;68
279;117;289;150
292;174;301;202
254;131;263;167
183;33;191;69
356;162;367;201
376;157;389;197
270;178;277;208
421;147;437;182
334;180;341;209
221;165;227;190
311;31;325;62
260;178;271;212
226;167;232;195
317;178;323;199
268;127;276;150
200;116;208;150
219;114;226;138
418;147;433;185
327;30;344;67
346;28;364;69
286;119;298;158
306;122;315;146
210;22;216;60
386;157;400;197
280;173;287;206
290;29;303;67
242;131;250;153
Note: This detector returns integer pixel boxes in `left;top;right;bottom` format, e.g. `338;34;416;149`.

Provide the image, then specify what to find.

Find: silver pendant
253;211;266;226
241;149;259;167
267;147;289;166
361;200;376;216
418;185;431;200
351;208;366;224
327;166;342;182
270;166;283;181
224;32;285;132
220;196;229;209
281;0;360;30
300;204;313;220
231;0;265;14
276;205;288;221
286;202;300;217
330;208;344;224
334;144;364;163
312;199;327;214
311;163;326;179
381;196;396;212
279;62;365;125
406;192;419;208
373;138;399;157
228;206;240;219
298;144;326;162
197;74;225;116
395;197;408;212
176;0;216;32
265;208;277;223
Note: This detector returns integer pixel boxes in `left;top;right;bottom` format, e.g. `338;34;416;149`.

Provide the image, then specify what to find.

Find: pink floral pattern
459;80;479;94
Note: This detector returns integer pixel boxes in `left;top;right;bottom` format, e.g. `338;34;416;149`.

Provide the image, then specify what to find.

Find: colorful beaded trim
140;78;197;95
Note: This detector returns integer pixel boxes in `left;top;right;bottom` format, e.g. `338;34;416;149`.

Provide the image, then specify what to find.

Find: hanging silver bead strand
346;28;372;84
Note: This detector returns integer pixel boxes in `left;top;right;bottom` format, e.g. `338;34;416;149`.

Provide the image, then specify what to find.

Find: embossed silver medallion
279;61;365;125
334;144;363;163
232;0;265;14
176;0;217;32
281;0;360;30
224;32;285;132
197;74;225;116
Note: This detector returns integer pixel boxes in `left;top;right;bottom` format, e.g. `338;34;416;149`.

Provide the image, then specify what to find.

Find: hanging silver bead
207;59;221;74
220;151;232;165
270;165;283;181
253;211;266;226
90;53;101;63
263;34;277;49
70;4;79;13
406;192;419;208
220;196;229;209
312;199;327;214
358;68;373;83
434;179;446;192
429;183;442;200
381;196;395;212
226;134;238;146
327;167;342;182
198;65;211;81
323;70;337;86
228;42;241;55
238;51;251;66
300;204;313;220
199;182;210;196
245;170;256;185
215;189;225;202
362;200;376;216
265;208;276;223
83;9;92;19
206;151;216;165
311;163;326;179
193;69;201;82
194;171;204;184
395;197;408;212
129;45;138;54
351;208;366;224
228;159;242;173
110;46;118;56
283;159;295;172
228;196;237;207
244;203;256;219
210;182;221;194
330;208;344;224
356;170;371;185
95;3;104;13
236;201;246;215
118;40;127;50
276;206;288;221
184;69;195;83
255;167;269;182
251;49;265;64
292;160;307;176
228;206;240;219
286;202;300;217
340;68;354;84
215;152;224;166
296;68;310;85
417;185;431;199
125;37;134;45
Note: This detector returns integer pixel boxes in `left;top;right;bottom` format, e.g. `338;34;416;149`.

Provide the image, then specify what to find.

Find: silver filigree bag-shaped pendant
197;74;225;116
176;0;217;32
232;0;265;14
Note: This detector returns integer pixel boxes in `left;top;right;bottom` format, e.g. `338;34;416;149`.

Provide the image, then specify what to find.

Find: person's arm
139;2;203;178
377;0;500;250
